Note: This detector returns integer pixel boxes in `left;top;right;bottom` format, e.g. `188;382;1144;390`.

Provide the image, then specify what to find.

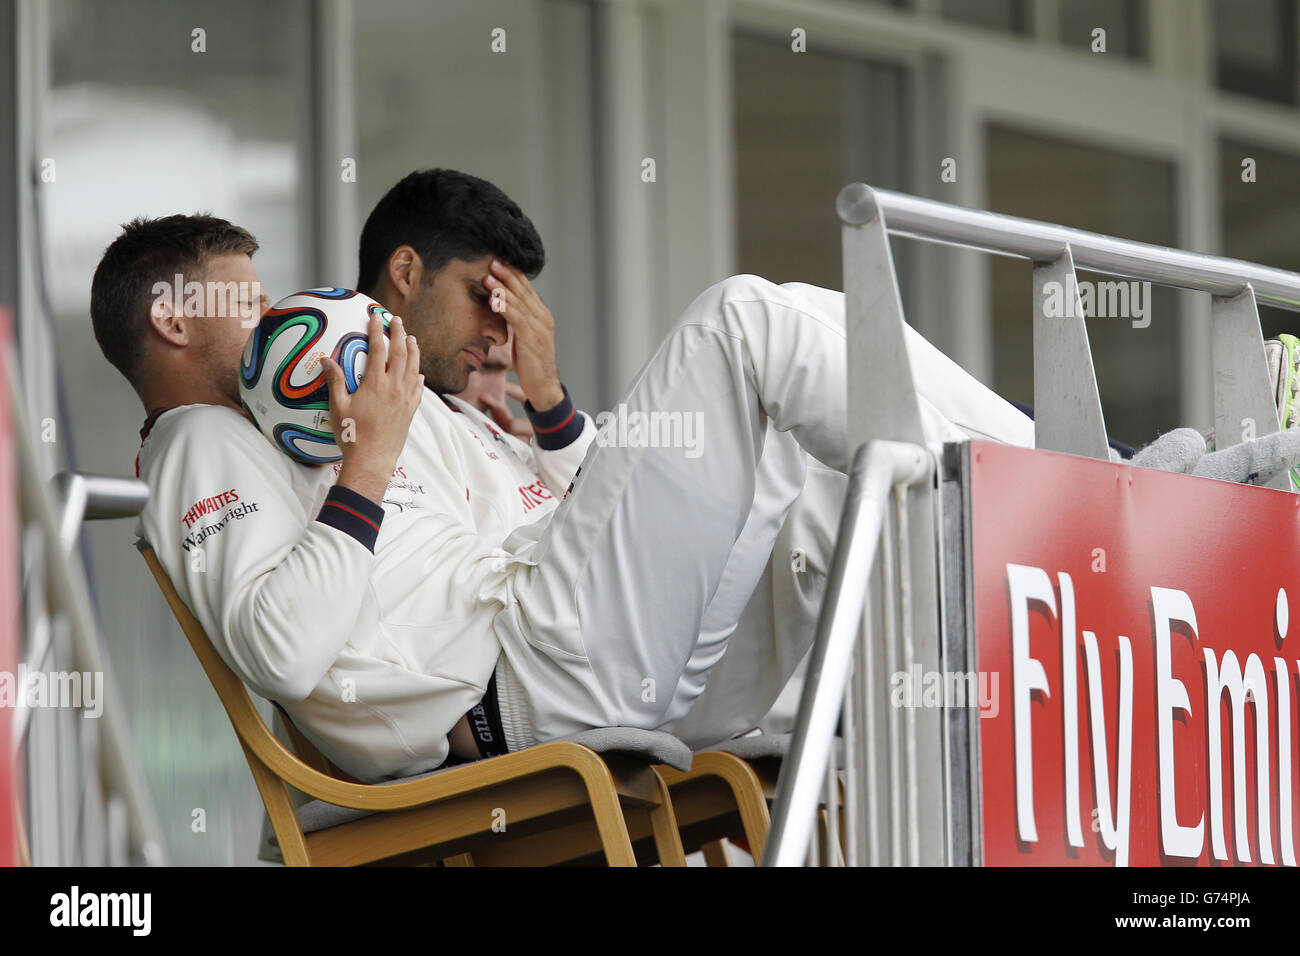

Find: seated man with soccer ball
91;169;1300;783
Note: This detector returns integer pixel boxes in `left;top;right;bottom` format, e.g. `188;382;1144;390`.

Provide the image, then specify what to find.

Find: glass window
732;32;913;296
47;0;310;305
1214;0;1297;106
1061;0;1147;60
940;0;1031;35
1220;138;1300;340
353;0;602;408
986;125;1179;448
43;0;314;865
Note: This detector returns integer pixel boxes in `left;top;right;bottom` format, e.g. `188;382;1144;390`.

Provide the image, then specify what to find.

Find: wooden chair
650;734;845;866
137;539;689;866
506;733;845;866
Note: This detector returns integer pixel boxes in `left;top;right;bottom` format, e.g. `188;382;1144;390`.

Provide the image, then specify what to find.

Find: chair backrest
136;539;356;797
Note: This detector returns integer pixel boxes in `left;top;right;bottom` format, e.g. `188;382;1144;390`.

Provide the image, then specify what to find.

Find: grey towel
1191;429;1300;485
1130;427;1207;474
1127;426;1300;486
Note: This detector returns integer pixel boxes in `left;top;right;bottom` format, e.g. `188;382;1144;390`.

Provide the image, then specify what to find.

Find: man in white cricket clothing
93;169;1035;783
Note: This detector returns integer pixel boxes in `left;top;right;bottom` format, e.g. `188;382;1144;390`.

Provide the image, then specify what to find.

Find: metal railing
870;186;1300;468
765;440;929;865
6;342;165;866
763;182;1300;866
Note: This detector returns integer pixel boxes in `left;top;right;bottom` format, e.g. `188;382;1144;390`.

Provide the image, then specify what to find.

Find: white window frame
602;0;1300;430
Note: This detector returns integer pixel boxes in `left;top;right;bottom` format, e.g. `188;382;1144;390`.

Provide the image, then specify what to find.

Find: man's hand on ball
320;313;424;504
484;259;565;413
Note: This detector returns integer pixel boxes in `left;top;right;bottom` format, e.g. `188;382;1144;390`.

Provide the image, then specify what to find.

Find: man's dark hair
90;213;258;389
356;169;545;295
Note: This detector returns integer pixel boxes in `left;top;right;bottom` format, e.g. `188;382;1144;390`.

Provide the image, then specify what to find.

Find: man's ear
386;245;423;301
148;296;189;347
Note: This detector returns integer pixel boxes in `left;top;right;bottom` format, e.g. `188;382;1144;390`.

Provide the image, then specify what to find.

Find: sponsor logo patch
181;488;241;529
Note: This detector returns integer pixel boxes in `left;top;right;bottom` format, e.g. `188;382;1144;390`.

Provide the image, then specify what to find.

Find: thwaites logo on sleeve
969;441;1300;867
182;489;240;529
179;488;260;550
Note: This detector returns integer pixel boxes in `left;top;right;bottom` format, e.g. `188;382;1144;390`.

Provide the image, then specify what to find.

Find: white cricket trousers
490;274;1033;750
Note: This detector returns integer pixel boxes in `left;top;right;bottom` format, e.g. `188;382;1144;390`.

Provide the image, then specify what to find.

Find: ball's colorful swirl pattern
240;287;394;466
266;308;330;405
273;423;340;465
367;303;395;325
295;287;357;300
239;319;272;390
334;331;369;392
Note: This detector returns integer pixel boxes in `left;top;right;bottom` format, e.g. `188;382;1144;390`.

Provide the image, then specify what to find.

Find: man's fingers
405;338;423;404
404;330;421;379
487;259;529;300
321;356;347;402
488;262;545;317
384;314;407;372
489;286;513;320
409;371;426;407
491;288;534;341
362;314;388;380
319;357;349;441
504;381;528;403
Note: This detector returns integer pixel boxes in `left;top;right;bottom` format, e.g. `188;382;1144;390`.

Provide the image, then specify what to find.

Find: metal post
51;472;151;554
881;502;901;866
1212;285;1284;482
7;352;166;866
763;440;929;866
1032;248;1110;459
841;663;861;867
839;182;948;868
858;599;878;866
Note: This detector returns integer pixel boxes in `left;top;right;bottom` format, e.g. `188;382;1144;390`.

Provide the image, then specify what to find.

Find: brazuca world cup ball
239;287;394;464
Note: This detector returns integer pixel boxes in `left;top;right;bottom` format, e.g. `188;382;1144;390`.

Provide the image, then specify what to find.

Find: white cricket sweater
134;387;595;782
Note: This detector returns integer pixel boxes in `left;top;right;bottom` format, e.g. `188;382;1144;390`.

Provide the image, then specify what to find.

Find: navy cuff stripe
316;484;384;552
525;385;585;450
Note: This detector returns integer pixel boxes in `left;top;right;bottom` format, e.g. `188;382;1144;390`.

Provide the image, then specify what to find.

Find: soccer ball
239;287;395;464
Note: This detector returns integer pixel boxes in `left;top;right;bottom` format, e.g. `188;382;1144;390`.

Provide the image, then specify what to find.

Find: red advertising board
971;439;1300;866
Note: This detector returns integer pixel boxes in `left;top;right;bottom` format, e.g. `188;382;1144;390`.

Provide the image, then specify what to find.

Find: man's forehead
448;254;495;276
204;251;259;281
